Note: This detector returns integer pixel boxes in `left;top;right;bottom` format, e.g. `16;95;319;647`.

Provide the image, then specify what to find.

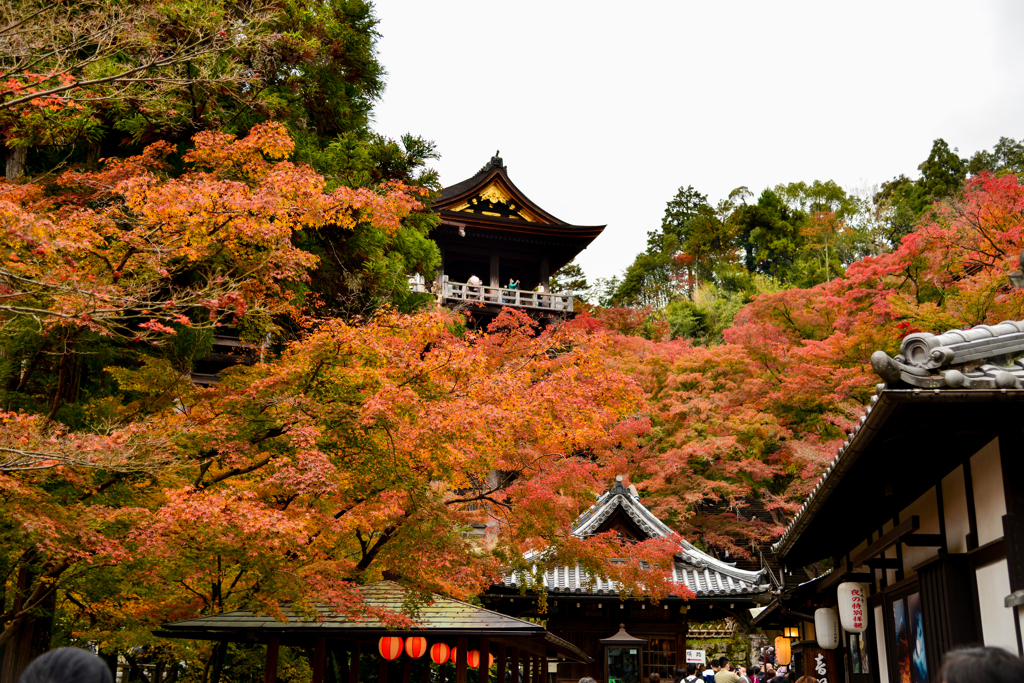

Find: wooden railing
441;280;573;312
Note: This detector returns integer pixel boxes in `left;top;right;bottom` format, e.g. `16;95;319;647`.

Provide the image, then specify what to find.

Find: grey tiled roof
161;581;549;634
502;481;769;598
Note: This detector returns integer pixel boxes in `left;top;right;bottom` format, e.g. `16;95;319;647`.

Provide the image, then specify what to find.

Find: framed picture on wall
887;586;928;683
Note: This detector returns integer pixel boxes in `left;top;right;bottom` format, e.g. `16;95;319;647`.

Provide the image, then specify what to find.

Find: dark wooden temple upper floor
421;153;605;319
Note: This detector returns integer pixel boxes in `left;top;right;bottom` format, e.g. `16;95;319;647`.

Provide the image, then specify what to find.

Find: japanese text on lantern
815;653;827;683
850;586;864;630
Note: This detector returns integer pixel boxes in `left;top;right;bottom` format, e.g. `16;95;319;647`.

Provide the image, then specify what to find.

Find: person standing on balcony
467;274;481;298
508;278;519;290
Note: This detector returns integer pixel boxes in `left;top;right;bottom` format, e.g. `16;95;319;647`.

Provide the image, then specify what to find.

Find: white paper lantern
838;582;869;633
815;607;840;649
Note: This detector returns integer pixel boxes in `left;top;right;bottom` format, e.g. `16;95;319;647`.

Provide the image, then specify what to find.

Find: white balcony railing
441;280;573;312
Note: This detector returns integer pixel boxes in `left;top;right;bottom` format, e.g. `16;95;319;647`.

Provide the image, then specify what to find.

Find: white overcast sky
370;0;1024;281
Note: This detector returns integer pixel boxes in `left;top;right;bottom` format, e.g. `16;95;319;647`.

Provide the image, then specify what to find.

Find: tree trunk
5;146;26;180
0;566;54;683
86;142;102;167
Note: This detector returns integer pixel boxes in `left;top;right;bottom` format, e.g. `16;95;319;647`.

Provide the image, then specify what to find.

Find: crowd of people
12;643;1024;683
579;645;1024;683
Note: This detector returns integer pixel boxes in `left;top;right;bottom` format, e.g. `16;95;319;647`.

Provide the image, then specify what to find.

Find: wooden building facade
754;320;1024;683
428;153;604;318
486;479;772;683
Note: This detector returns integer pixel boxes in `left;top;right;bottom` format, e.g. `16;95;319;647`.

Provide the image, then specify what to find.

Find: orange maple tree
0;123;427;664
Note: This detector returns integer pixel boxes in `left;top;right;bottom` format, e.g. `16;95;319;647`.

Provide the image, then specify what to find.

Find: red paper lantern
379;637;404;661
488;654;495;668
450;648;481;668
430;643;450;665
405;637;428;659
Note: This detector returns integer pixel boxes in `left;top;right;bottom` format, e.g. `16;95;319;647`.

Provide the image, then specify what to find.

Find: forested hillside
560;137;1024;566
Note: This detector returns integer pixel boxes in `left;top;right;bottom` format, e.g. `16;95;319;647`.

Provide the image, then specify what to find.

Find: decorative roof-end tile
872;319;1024;389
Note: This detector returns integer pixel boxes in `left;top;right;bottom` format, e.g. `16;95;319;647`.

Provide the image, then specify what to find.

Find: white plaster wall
941;464;970;554
899;487;940;575
881;519;896;586
1019;608;1024;657
850;538;868;558
874;604;889;683
976;559;1017;652
971;438;1006;546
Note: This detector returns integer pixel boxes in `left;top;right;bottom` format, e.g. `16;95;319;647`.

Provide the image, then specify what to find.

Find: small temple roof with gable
500;479;770;599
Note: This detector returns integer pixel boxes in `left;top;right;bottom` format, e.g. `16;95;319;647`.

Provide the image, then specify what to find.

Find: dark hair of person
938;647;1024;683
687;664;697;676
19;648;113;683
750;667;760;675
768;677;789;683
650;674;661;683
719;657;730;667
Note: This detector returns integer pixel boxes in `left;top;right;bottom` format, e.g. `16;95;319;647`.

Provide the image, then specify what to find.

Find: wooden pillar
1000;429;1024;591
437;242;446;289
265;637;280;683
496;643;506;683
422;655;432;683
379;659;389;683
509;647;520;683
490;251;500;288
539;256;549;293
313;638;326;683
533;654;542;683
456;637;469;683
349;642;361;683
478;638;489;683
676;614;689;671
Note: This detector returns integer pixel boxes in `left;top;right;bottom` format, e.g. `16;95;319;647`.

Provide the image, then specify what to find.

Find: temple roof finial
478;150;505;174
